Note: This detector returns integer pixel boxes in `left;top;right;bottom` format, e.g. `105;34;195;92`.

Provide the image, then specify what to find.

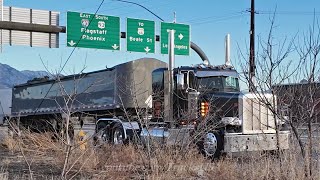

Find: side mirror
176;73;185;90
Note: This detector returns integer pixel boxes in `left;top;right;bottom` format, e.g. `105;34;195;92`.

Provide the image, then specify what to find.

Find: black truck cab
151;64;241;130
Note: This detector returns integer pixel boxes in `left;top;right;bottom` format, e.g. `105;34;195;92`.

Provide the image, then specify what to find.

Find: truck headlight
221;117;242;126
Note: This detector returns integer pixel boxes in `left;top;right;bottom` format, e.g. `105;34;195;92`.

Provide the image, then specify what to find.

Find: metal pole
168;29;175;124
249;0;255;92
169;29;175;90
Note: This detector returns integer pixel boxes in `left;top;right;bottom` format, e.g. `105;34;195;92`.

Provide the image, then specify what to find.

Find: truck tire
95;121;110;144
112;123;125;145
198;132;223;159
101;130;109;143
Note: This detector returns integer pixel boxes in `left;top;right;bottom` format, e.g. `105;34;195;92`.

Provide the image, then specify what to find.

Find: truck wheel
95;121;110;144
101;129;110;143
112;123;125;145
199;132;223;159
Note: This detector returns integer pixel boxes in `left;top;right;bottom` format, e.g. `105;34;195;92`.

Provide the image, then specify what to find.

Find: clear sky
0;0;319;75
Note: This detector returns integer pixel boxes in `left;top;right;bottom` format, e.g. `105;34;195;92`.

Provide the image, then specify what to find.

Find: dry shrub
147;146;209;179
3;130;320;180
4;130;63;155
0;168;8;180
50;142;212;179
2;136;16;152
54;144;147;179
0;173;8;180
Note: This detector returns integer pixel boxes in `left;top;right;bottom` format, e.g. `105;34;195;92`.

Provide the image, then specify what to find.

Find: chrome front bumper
224;131;290;153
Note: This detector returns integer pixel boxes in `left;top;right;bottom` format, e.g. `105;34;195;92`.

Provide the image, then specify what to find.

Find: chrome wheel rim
101;131;108;142
203;133;218;156
113;129;123;145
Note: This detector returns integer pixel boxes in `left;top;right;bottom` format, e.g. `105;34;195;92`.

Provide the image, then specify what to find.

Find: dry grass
0;168;8;180
1;131;320;180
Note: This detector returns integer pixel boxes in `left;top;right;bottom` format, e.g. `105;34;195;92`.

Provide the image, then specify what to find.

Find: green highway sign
160;22;190;55
67;11;120;50
126;18;155;53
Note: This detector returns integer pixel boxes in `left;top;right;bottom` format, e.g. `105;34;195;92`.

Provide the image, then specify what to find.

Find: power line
185;11;246;24
112;0;164;21
112;1;174;18
185;9;320;27
187;9;320;27
59;0;151;18
190;14;247;26
256;10;320;16
101;0;152;13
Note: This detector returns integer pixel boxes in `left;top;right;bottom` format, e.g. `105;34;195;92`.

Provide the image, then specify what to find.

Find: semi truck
9;35;290;158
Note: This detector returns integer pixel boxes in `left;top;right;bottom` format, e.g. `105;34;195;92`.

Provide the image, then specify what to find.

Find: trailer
0;88;12;125
11;58;165;132
12;58;165;115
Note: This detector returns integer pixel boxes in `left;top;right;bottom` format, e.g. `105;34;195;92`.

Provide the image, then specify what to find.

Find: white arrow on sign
178;33;184;40
112;44;119;50
68;40;76;46
144;46;150;53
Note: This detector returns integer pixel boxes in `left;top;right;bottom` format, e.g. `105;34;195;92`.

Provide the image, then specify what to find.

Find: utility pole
249;0;255;92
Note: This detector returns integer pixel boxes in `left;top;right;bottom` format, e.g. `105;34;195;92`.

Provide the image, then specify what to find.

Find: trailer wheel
112;123;125;145
95;121;110;144
199;132;223;159
101;130;110;143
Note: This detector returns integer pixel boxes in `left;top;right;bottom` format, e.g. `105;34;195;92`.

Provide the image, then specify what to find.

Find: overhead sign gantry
0;6;193;57
0;2;60;48
66;11;191;56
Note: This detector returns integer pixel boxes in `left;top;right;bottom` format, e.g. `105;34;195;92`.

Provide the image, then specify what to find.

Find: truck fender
96;118;140;140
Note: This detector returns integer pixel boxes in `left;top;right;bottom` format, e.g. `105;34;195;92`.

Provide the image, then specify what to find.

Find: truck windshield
223;76;239;90
197;77;223;91
197;76;239;92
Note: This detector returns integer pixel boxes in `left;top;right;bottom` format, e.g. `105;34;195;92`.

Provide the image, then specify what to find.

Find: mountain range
0;63;49;88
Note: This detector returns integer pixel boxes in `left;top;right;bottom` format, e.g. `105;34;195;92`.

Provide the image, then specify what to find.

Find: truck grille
239;93;276;134
188;92;200;119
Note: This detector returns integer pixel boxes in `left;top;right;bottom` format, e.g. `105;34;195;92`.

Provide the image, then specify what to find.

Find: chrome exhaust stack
225;34;232;67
